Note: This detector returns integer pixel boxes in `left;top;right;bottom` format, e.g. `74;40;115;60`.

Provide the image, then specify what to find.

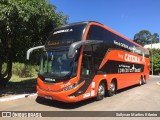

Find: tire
96;82;106;101
139;77;143;86
36;96;45;103
142;76;146;84
108;80;116;97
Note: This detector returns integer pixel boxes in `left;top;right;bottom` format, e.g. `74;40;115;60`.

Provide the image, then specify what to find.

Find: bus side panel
105;73;139;90
98;49;149;90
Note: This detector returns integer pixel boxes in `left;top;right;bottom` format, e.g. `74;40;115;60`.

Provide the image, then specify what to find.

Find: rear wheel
108;80;116;97
96;82;105;101
142;76;146;84
139;76;143;86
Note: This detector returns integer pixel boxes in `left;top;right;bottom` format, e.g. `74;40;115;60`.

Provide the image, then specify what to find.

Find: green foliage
0;0;68;63
1;63;7;73
3;62;39;77
149;49;160;74
0;0;68;86
133;30;159;46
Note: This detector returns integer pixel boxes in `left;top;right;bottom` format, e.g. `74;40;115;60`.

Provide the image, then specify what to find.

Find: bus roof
52;21;148;52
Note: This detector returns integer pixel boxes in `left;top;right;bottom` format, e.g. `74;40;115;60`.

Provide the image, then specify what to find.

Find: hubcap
98;85;105;97
140;79;142;85
110;83;115;92
143;78;146;84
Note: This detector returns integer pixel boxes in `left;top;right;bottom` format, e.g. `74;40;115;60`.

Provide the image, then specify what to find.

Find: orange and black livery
27;21;150;102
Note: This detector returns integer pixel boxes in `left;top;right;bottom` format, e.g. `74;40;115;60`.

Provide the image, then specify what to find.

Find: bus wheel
96;82;105;101
139;77;143;86
142;76;146;84
108;81;116;97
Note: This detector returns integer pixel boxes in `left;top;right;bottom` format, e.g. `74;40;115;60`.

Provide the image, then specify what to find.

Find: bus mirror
68;41;84;58
68;40;103;58
26;45;45;60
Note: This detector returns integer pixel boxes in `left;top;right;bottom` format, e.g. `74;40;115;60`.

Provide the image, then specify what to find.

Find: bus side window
86;25;105;40
92;45;104;71
81;46;93;76
81;55;90;76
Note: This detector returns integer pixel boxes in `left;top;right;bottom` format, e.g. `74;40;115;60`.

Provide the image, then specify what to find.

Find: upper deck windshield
46;23;87;47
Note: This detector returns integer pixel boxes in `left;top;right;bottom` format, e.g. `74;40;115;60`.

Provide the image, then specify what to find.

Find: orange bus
27;21;150;102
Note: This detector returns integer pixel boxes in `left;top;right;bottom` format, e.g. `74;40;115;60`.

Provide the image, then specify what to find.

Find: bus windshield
46;23;87;47
39;50;78;79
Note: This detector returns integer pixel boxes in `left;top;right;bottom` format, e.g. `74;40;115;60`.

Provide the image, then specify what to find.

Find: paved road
0;76;160;120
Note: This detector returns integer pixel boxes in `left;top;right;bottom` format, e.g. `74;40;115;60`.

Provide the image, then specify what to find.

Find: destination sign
46;40;74;47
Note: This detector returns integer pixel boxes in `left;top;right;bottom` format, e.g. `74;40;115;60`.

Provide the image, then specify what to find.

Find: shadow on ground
0;78;36;97
36;96;96;109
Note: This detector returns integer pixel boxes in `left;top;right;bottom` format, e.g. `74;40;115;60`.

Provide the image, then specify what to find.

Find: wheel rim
110;82;115;93
140;78;143;85
98;84;105;98
140;79;142;85
143;77;146;84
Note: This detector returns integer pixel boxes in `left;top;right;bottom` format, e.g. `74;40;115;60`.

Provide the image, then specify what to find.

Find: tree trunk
0;35;12;87
0;49;12;87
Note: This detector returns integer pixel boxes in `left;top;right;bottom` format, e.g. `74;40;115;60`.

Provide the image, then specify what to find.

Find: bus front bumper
36;85;85;103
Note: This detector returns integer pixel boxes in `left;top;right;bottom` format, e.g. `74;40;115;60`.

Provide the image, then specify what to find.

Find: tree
152;33;160;44
0;0;68;87
133;30;159;46
149;49;160;75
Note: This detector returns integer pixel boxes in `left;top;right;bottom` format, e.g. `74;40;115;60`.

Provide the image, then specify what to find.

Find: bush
2;62;39;78
1;63;7;73
13;63;39;77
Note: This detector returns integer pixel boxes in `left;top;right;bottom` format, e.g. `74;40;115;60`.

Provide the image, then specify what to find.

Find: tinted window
86;25;105;40
81;45;93;76
86;25;148;58
46;23;87;47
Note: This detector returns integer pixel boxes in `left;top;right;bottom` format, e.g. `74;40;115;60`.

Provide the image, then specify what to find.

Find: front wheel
96;82;106;101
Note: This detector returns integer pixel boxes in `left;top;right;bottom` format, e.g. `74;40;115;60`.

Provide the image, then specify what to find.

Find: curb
157;82;160;86
0;93;37;102
149;75;160;77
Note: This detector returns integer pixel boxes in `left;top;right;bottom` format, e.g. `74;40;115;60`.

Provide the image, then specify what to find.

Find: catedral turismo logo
124;53;141;63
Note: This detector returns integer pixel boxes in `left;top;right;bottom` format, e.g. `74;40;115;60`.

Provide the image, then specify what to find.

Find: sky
50;0;160;40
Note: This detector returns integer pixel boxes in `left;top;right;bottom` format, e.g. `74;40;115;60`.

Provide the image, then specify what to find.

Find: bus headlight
63;82;78;91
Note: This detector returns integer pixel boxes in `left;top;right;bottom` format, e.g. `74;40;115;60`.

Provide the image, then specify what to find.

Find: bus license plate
44;96;52;100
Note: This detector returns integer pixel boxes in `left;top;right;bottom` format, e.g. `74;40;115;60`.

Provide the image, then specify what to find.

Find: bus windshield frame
39;50;79;80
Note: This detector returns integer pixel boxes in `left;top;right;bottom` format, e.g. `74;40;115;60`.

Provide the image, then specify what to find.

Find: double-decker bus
27;21;150;102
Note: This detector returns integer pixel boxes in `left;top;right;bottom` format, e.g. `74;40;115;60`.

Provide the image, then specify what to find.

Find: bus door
79;45;95;94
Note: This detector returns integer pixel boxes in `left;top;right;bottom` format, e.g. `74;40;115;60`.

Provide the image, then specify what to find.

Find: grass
0;75;37;97
2;62;39;78
0;62;40;97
